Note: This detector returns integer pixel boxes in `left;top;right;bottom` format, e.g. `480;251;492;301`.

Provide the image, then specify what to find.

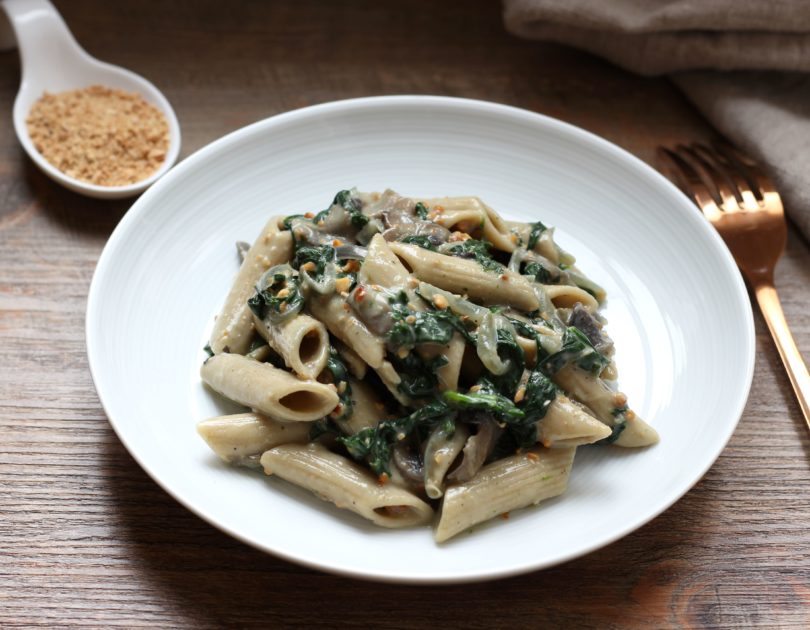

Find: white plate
86;96;754;583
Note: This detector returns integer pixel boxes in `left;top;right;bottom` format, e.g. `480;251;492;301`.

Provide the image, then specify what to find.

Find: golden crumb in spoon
25;85;170;187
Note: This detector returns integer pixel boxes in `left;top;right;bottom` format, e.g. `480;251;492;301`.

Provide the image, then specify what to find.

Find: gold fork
658;142;810;433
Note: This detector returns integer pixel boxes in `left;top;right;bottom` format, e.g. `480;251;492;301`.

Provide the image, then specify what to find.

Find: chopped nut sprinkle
432;294;448;309
26;85;169;187
526;452;540;462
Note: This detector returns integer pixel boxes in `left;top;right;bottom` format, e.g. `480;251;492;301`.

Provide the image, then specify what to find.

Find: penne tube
197;412;310;467
536;396;611;448
435;447;576;543
388;242;539;312
418;196;517;253
200;353;338;422
424;423;469;499
336;377;387;435
543;284;599;312
554;365;659;447
253;312;329;380
261;443;434;528
359;233;411;288
308;293;385;369
435;333;466;392
209;219;293;354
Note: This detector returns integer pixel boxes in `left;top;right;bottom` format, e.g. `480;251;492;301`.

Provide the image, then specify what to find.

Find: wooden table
2;1;808;627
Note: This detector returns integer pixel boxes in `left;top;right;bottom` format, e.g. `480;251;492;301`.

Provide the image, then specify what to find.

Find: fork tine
676;144;743;213
712;140;780;202
691;143;760;211
657;147;723;221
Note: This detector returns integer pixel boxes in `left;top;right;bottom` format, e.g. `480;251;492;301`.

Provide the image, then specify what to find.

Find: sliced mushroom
446;416;502;483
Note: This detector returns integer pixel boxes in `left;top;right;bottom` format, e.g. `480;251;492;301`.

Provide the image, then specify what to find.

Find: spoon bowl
3;0;181;198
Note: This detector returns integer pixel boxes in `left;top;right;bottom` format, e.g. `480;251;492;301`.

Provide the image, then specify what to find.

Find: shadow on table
99;435;773;629
15;156;131;236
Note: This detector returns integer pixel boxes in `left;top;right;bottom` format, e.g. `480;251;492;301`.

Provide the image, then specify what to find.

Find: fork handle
754;282;810;433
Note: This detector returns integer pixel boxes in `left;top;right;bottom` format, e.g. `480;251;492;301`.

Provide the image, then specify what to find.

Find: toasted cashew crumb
514;386;526;403
526;452;540;462
432;294;448;309
334;276;352;293
276;288;290;298
26;85;169;186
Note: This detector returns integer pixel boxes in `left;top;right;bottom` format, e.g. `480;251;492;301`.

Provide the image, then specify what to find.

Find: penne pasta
253;312;329;379
198;189;659;542
536;396;611;448
209;219;293;354
388;242;539;311
261;443;434;528
200;353;338;422
435;447;576;543
196;412;310;467
308;293;385;369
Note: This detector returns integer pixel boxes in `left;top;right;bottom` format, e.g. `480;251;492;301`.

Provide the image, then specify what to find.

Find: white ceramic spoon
2;0;181;198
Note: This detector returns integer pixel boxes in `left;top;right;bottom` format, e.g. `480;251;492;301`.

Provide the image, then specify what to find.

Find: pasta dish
197;189;659;542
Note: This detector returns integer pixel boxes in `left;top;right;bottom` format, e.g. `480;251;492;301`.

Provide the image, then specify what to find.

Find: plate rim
86;95;755;584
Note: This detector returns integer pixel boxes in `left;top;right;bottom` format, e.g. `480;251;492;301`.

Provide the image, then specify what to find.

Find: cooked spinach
399;235;436;250
542;327;609;376
527;220;547;249
520;369;558;422
309;418;341;440
386;294;473;351
338;400;454;477
325;348;353;421
203;343;214;358
292;244;335;280
443;388;525;421
414;201;429;220
523;260;557;284
444;239;504;274
489;327;525;395
247;271;305;323
333;189;369;228
281;214;306;230
391;352;448;399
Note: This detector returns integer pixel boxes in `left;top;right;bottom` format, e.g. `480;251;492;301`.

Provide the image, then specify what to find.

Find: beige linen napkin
504;0;810;240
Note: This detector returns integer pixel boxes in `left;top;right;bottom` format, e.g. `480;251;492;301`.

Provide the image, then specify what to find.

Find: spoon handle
2;0;84;79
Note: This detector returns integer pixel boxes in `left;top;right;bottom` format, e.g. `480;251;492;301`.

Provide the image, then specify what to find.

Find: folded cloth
504;0;810;240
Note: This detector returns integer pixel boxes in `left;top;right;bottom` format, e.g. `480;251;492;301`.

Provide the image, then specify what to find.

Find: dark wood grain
1;1;808;628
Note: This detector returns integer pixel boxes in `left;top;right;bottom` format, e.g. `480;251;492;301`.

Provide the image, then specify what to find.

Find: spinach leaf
309;418;341;440
595;410;627;445
527;220;548;249
292;245;335;280
443;389;525;421
399;235;436;250
391;352;448;399
385;291;474;351
520;370;557;422
332;189;369;228
542;327;609;376
247;271;305;323
523;260;557;284
489;327;525;395
443;239;504;274
414;201;429;220
338;400;454;477
281;214;306;230
203;343;214;358
325;348;353;421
